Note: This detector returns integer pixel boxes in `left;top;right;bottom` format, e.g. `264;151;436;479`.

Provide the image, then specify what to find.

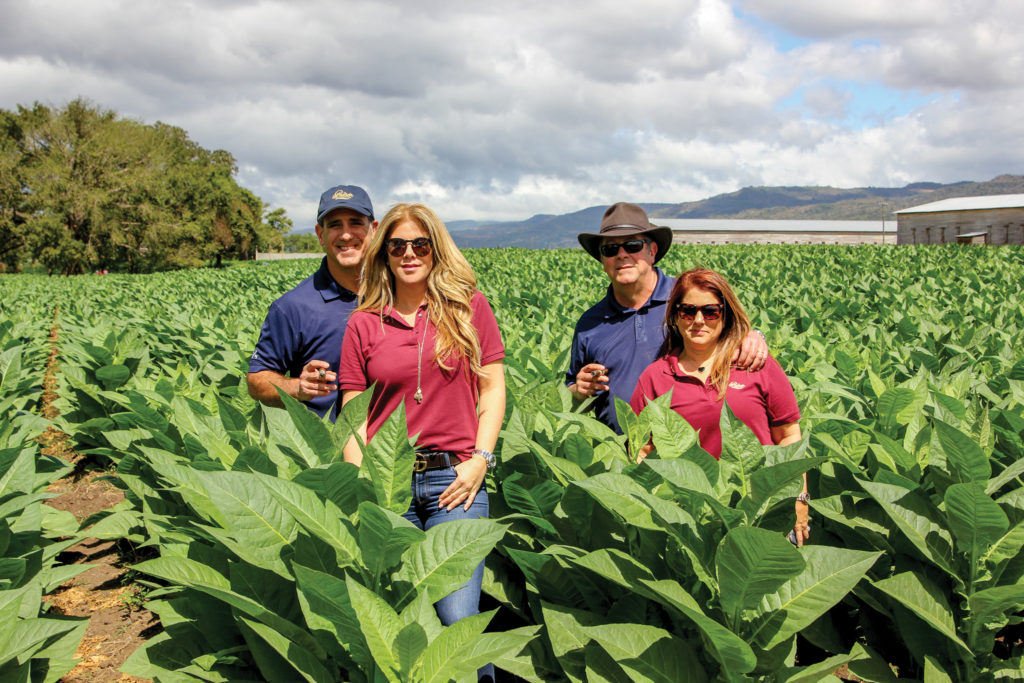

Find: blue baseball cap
317;185;374;223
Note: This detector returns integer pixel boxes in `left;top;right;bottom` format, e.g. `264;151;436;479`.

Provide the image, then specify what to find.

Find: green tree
262;207;293;253
0;98;274;273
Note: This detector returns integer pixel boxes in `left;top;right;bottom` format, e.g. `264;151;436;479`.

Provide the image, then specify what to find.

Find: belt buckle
413;456;428;473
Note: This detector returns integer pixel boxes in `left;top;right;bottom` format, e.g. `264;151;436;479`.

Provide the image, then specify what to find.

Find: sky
2;0;1022;226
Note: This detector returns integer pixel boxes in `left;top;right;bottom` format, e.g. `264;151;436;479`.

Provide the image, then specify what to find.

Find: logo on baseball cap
317;185;374;223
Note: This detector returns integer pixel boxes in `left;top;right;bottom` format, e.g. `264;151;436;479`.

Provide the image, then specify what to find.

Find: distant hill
451;174;1024;248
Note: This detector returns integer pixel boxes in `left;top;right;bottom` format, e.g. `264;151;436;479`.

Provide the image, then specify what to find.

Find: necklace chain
414;308;428;404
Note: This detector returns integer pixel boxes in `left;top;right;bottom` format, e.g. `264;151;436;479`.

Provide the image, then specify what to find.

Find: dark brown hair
660;268;752;399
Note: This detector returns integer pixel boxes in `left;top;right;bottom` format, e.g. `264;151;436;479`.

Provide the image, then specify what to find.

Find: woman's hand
793;499;810;547
439;455;488;511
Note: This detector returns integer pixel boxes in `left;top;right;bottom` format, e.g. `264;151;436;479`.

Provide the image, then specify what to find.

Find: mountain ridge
451;174;1024;248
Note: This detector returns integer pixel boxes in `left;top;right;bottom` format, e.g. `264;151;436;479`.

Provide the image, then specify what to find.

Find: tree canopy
0;99;290;274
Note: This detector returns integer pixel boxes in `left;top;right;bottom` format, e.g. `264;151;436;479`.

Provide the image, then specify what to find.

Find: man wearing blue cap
247;185;377;420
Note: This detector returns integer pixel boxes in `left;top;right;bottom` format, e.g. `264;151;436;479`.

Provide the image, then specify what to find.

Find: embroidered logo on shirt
332;189;354;200
728;381;746;390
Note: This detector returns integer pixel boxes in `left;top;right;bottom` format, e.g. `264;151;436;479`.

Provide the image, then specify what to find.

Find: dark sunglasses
599;239;649;258
386;237;433;257
676;303;725;321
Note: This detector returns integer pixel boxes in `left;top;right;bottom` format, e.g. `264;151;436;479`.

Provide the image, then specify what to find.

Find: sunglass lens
411;238;431;256
678;304;723;320
599;239;646;257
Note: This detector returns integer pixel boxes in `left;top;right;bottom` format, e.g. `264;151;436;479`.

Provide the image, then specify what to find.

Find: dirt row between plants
39;307;156;683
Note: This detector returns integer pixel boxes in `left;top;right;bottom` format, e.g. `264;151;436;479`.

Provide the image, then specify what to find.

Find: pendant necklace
414;308;429;404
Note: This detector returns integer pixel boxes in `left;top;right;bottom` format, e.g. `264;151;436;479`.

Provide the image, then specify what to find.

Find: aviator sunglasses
599;239;649;258
676;303;725;321
386;237;433;257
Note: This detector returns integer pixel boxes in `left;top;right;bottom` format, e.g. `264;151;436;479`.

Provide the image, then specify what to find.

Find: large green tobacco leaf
716;526;805;628
357;502;424;584
967;584;1024;652
540;602;606;682
877;387;924;431
582;623;708;682
616;397;650;459
292;564;371;668
747;546;882;649
932;419;991;483
277;388;336;464
362;402;416;514
501;472;562;519
392;518;508;609
293;462;361;514
638;578;757;678
238;614;336;683
570;473;664;531
719;405;767;499
135;555;328;661
642;458;715;497
252;472;360;569
859;479;957;577
414;610;491;682
643;393;699;458
944;483;1008;569
872;572;972;657
345;575;403;682
193;470;300;577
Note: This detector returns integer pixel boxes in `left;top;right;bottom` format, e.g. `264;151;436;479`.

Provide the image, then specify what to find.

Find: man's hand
297;360;337;401
569;363;609;399
732;330;768;371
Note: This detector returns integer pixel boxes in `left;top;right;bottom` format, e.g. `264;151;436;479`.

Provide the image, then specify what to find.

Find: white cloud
0;0;1021;223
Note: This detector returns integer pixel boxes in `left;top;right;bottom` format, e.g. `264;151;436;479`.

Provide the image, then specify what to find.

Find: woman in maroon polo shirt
339;203;504;671
629;268;810;546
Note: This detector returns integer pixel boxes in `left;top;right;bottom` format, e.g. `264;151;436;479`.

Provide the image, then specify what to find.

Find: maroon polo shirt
339;291;504;460
630;353;801;458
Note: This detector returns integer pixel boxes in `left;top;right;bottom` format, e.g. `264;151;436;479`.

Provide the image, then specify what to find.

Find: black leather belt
413;450;459;472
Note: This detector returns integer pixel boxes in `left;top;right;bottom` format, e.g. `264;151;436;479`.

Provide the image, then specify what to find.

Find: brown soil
39;307;157;682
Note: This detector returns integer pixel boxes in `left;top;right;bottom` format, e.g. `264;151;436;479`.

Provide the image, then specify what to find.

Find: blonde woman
339;204;505;659
630;268;810;546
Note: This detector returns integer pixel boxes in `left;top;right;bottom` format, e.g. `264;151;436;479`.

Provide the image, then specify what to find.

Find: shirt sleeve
248;300;295;374
763;355;801;426
472;292;505;365
338;314;370;392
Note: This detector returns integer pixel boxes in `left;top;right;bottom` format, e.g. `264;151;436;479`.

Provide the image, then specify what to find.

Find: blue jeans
402;466;493;681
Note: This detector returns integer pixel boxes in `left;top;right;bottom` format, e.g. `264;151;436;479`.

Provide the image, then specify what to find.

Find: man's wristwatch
472;449;497;470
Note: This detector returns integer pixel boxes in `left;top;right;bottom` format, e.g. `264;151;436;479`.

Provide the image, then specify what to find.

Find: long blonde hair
358;203;484;375
659;268;752;400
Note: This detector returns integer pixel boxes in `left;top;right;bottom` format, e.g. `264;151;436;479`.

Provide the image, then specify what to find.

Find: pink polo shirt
630;353;800;458
339;291;504;460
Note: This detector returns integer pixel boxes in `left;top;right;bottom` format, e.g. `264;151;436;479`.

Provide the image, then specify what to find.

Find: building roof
895;194;1024;214
656;219;886;233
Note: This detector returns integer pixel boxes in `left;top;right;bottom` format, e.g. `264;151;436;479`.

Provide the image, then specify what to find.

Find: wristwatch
472;449;497;470
796;493;811;503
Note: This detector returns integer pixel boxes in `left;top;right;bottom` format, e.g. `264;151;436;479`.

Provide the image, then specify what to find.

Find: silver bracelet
472;448;497;470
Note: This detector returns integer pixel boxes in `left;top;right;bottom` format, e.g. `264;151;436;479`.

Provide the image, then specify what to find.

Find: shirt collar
600;267;673;318
313;257;357;303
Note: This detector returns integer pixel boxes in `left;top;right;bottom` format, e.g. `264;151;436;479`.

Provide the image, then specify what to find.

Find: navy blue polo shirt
565;268;675;434
249;258;357;420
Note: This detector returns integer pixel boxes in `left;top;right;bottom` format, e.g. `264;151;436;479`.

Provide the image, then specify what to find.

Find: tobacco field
2;244;1024;681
